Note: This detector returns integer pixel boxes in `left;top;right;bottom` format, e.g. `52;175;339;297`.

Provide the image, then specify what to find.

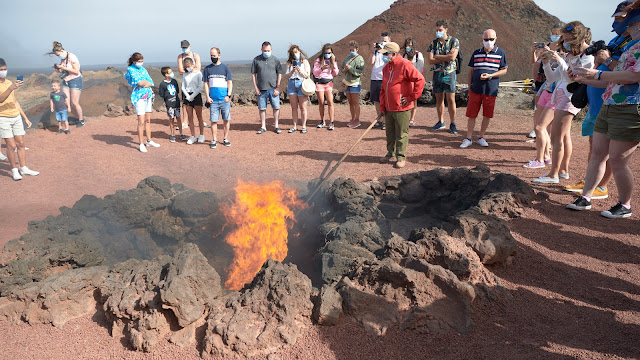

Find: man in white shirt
371;32;390;129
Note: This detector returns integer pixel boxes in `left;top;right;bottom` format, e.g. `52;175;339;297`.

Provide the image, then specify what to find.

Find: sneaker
257;127;267;134
395;160;406;168
566;196;592;211
449;123;458;134
11;168;22;181
559;173;570;180
372;121;384;129
432;121;446;130
317;122;326;128
180;134;188;141
589;186;609;200
204;122;212;128
347;119;361;128
328;123;335;131
527;130;536;138
288;127;297;133
57;129;63;134
197;135;205;143
223;139;231;147
460;138;472;148
477;137;489;147
76;120;85;127
0;152;7;161
19;166;39;176
139;143;147;152
532;175;559;184
601;202;632;219
182;122;189;129
187;136;196;144
209;141;217;149
523;159;545;169
64;130;70;135
544;158;552;165
379;155;396;163
170;135;176;143
565;179;585;192
146;140;160;148
274;127;282;134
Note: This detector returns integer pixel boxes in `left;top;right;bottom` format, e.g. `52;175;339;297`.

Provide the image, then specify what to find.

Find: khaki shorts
595;104;640;142
0;115;25;139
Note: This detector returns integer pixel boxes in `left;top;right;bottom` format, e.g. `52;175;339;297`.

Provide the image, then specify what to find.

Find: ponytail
128;52;143;66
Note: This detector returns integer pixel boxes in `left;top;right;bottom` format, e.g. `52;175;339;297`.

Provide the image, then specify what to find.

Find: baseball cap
612;0;633;17
180;40;190;48
379;42;400;54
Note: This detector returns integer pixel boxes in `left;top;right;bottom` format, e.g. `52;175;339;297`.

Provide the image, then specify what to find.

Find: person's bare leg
478;117;491;138
466;117;476;140
608;140;640;206
374;101;381;117
145;113;152;141
435;92;445;123
534;107;554;162
274;108;280;129
176;115;183;135
223;120;230;140
4;137;18;169
446;92;457;124
195;106;204;135
532;95;540;133
317;92;325;124
137;114;145;144
599;162;613;188
299;95;308;129
290;95;299;129
58;119;63;132
211;122;218;142
70;89;83;121
327;90;335;123
582;132;609;197
410;101;417;124
559;132;572;176
186;106;196;137
259;109;266;129
169;118;175;136
64;121;69;131
548;111;573;178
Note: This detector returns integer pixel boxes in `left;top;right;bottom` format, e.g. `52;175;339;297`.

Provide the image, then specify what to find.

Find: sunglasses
566;25;574;31
483;38;496;41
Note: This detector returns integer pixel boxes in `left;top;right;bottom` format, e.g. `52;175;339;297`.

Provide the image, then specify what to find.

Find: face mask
211;57;219;64
563;42;572;51
135;62;144;68
483;40;495;49
58;52;66;60
550;35;560;42
324;53;331;59
263;51;271;58
169;72;175;79
182;48;189;54
186;66;193;72
405;46;412;53
382;55;390;63
0;70;7;79
613;21;627;36
436;31;445;39
294;53;300;60
350;50;357;56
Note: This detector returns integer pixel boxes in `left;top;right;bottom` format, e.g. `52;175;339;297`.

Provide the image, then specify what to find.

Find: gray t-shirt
250;54;283;90
50;91;67;112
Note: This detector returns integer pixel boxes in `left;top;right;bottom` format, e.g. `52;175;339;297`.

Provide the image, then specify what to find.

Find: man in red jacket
378;42;426;168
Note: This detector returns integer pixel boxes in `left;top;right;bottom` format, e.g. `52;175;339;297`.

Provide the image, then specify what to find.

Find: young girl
341;41;365;129
402;37;425;126
124;53;160;153
285;45;311;133
181;57;205;144
534;21;594;184
313;44;339;130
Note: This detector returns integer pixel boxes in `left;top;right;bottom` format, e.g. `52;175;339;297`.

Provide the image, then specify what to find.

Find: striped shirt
468;46;507;96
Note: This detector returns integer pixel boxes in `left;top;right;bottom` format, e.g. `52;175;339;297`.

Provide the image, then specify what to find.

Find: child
158;67;185;142
50;80;70;134
181;58;205;144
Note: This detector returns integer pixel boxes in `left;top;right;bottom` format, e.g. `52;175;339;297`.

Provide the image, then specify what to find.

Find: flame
222;180;305;290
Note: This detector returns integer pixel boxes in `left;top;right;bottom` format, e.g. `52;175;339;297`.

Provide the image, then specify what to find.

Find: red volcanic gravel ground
1;103;639;359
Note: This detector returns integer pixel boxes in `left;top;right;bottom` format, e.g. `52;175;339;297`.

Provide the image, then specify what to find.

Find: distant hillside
324;0;560;87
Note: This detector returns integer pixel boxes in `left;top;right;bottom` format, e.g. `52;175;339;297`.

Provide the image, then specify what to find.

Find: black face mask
211;57;219;64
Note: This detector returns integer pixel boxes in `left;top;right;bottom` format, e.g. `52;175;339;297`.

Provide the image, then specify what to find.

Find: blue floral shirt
124;65;154;105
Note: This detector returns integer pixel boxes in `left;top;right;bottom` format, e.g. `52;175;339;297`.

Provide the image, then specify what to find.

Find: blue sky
0;0;614;69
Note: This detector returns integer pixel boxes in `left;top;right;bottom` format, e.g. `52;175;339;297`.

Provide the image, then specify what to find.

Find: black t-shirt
158;79;181;108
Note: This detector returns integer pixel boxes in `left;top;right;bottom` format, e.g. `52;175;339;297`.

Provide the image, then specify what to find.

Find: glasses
566;25;574;31
483;38;495;41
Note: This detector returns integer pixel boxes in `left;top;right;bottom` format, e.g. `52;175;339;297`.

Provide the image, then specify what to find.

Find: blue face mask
436;31;445;39
550;35;560;42
382;55;389;63
294;53;300;60
263;51;271;58
350;50;357;56
613;21;628;36
405;46;412;53
182;48;189;54
58;53;66;60
169;72;175;79
563;42;572;51
324;53;331;59
135;62;144;68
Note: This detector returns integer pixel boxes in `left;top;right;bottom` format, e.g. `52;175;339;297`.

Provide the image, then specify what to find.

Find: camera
53;64;69;79
585;40;612;56
375;42;385;49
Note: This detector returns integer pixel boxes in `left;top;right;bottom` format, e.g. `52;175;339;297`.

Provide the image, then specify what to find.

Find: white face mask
483;40;496;49
0;70;7;79
187;66;193;72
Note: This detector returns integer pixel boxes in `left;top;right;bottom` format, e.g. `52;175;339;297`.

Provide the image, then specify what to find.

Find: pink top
313;58;339;80
60;52;81;81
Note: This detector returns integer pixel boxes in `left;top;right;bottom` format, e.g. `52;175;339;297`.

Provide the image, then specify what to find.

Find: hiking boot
432;121;446;130
565;179;585;192
566;196;591;211
601;202;632;219
460;138;472;148
347;119;361;128
449;123;458;134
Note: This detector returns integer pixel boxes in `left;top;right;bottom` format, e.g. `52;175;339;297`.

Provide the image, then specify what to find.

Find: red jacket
379;56;425;113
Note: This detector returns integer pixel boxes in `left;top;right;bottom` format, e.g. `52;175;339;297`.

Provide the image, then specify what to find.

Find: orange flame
222;180;306;290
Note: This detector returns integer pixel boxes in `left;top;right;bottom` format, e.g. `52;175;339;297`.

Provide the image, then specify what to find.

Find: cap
612;0;633;17
379;42;400;54
180;40;190;48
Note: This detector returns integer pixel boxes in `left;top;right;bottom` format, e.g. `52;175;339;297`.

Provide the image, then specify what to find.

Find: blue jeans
287;78;305;96
257;89;280;110
210;100;231;122
345;84;361;94
55;110;68;122
62;76;83;91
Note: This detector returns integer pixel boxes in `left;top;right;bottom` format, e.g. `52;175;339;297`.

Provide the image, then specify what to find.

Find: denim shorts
62;76;83;91
257;89;280;110
55;110;68;122
135;97;153;116
345;85;361;94
433;71;456;94
287;78;305;97
210;100;231;122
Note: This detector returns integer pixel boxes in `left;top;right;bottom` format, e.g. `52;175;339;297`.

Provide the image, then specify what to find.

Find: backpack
432;37;463;74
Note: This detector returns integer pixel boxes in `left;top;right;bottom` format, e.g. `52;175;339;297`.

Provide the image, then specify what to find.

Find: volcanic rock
312;282;343;326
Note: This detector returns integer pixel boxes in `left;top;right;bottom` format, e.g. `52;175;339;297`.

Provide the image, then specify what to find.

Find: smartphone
535;42;546;48
324;60;330;66
16;75;24;82
294;61;300;67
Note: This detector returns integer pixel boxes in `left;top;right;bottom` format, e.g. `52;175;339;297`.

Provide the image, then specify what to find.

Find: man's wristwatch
604;58;614;67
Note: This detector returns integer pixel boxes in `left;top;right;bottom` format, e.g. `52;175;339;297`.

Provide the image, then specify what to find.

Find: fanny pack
315;78;332;84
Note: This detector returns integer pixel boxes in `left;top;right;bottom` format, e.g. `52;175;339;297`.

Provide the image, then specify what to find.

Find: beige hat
379;42;400;54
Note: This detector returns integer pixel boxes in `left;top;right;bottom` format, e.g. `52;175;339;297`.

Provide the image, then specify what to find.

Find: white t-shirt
60;53;81;81
371;52;385;81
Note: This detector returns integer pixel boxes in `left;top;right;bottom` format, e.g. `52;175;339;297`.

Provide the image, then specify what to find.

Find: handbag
567;81;588;108
301;77;316;96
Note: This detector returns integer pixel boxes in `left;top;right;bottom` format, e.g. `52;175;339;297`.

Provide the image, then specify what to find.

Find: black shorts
183;93;203;107
370;80;382;102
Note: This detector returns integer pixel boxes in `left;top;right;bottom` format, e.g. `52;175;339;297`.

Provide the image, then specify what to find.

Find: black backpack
432;37;463;74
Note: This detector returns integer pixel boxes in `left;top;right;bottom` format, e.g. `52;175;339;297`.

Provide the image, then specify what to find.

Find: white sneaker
19;166;39;176
197;134;205;143
527;130;537;138
187;136;196;145
477;137;489;147
139;143;147;153
11;168;22;181
146;140;160;148
532;175;559;184
460;138;472;148
559;173;570;180
0;152;6;161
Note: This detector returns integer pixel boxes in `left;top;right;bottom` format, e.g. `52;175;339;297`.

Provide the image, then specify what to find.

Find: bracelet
595;71;603;80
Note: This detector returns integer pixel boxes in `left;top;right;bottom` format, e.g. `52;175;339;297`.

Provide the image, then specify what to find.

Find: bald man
460;29;508;148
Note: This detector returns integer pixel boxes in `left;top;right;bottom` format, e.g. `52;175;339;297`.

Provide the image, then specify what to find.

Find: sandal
317;122;326;128
256;127;267;134
275;127;282;134
328;123;334;131
301;128;307;134
288;127;297;133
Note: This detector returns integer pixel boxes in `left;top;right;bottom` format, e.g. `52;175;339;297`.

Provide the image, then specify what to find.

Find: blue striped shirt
468;46;507;96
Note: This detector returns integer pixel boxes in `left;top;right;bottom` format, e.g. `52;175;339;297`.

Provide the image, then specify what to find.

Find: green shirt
341;54;365;86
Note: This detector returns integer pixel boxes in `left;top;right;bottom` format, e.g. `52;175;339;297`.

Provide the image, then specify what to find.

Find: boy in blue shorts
158;67;185;142
50;80;70;134
203;47;233;148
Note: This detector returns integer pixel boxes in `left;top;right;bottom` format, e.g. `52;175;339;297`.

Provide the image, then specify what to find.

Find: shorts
370;80;382;102
209;100;231;122
433;71;456;94
537;90;555;109
62;76;83;91
257;89;280;110
345;85;361;94
466;91;497;119
167;107;181;119
134;97;153;116
0;115;26;139
55;110;68;122
582;112;597;137
183;93;203;108
315;82;333;93
287;78;305;97
553;89;580;115
594;104;640;142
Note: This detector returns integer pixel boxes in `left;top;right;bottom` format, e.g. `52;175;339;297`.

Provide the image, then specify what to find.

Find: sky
0;0;616;69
